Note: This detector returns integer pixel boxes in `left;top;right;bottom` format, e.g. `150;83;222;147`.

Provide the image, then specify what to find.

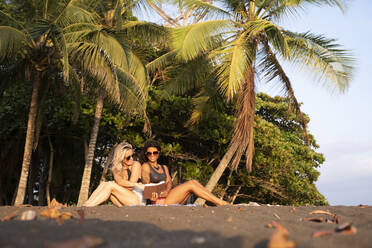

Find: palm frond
258;39;310;144
121;21;170;44
146;50;178;72
161;54;212;95
0;26;28;62
258;0;346;21
116;66;148;115
182;0;230;20
68;42;120;103
214;34;252;101
283;30;354;92
171;20;232;61
54;0;98;28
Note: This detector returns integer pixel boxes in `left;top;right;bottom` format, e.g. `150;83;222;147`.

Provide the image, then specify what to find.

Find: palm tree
159;0;354;204
69;0;167;206
0;0;97;205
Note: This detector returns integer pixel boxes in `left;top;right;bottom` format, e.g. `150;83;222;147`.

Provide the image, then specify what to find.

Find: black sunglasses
146;151;159;157
124;155;133;161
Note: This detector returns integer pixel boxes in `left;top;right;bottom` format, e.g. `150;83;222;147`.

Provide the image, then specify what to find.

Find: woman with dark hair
141;140;228;206
83;142;145;207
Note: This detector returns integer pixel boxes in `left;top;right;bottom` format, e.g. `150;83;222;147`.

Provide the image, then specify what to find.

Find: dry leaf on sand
335;223;357;235
313;223;357;237
358;204;371;208
309;210;334;216
40;208;72;225
273;213;281;219
50;198;66;209
40;208;62;219
309;210;340;224
1;210;18;221
226;216;233;222
46;235;103;248
267;221;296;248
304;217;323;223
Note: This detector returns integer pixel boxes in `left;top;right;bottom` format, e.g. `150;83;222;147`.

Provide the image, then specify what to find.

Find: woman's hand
150;192;158;201
159;191;168;198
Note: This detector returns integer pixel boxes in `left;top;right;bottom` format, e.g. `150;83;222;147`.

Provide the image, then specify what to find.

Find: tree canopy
0;0;353;206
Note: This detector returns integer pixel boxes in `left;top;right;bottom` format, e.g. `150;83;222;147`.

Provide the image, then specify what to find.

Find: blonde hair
109;141;133;172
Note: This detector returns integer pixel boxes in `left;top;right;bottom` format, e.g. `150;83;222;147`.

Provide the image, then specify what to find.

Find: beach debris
40;208;72;225
309;210;333;216
267;221;296;248
358;204;371;208
1;210;18;221
304;217;324;223
289;207;296;213
20;210;36;221
237;207;245;211
77;209;85;224
266;222;273;228
46;235;103;248
16;204;32;207
191;236;206;245
226;216;233;222
50;198;66;209
236;202;260;207
313;222;357;237
309;210;340;224
335;223;357;235
312;230;334;237
274;213;281;219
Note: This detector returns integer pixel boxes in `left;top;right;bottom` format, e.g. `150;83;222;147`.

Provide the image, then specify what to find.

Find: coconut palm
67;0;168;206
0;0;98;205
160;0;354;203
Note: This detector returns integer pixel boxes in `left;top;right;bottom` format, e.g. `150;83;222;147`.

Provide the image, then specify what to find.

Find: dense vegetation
0;0;354;206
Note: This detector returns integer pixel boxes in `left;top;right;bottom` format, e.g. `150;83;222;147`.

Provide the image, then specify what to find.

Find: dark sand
0;204;371;247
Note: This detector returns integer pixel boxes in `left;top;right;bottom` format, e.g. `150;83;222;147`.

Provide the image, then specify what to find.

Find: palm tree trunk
46;132;54;206
195;66;256;205
77;89;105;206
14;71;41;206
230;185;242;204
194;142;239;205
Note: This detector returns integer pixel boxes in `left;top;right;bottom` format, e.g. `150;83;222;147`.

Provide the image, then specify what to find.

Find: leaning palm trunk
195;67;256;205
14;71;42;206
77;89;105;206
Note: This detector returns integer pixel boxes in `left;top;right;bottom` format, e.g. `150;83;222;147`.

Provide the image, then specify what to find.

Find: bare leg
83;182;112;207
164;180;228;206
110;195;123;207
83;181;139;207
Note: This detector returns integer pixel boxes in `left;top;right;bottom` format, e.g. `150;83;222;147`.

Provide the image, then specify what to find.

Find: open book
143;181;167;199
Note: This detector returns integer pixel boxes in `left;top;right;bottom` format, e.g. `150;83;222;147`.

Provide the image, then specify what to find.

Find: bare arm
129;162;141;183
141;163;151;184
163;165;172;195
112;163;142;188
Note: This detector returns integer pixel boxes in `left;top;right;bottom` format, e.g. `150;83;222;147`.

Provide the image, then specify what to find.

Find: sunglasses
146;151;159;157
124;155;133;161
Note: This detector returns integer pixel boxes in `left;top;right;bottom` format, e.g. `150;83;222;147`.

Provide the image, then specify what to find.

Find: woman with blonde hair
83;142;145;207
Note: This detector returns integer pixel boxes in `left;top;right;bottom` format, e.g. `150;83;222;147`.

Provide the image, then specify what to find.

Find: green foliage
0;0;330;206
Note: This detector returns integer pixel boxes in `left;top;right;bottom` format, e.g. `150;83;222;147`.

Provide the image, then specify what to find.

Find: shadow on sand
0;219;245;248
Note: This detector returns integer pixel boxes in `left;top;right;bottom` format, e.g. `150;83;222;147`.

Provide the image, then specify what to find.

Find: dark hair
141;140;161;162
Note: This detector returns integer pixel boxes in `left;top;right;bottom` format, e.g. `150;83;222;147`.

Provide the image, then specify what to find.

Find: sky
139;0;372;206
264;0;372;206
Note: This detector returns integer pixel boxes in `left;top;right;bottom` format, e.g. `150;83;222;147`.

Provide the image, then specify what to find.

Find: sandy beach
0;204;371;248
